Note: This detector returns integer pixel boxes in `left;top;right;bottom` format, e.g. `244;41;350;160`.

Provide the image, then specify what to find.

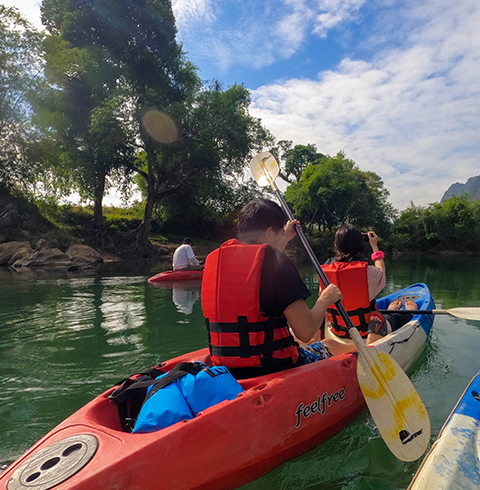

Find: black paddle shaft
379;310;433;315
273;189;356;331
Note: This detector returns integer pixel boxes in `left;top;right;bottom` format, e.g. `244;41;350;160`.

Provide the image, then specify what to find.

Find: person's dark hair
237;199;286;243
183;237;192;245
334;224;364;262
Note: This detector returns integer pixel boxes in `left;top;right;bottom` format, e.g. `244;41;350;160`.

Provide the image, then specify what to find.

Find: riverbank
2;193;479;271
0;193;222;268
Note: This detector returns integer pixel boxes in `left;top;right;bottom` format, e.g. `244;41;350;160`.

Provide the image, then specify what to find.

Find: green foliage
387;202;431;251
35;200;92;231
102;202;145;232
270;140;324;183
389;195;480;252
133;83;272;240
285;151;394;234
38;0;206;250
157;178;262;241
103;202;145;221
0;6;44;192
32;20;137;221
35;0;196;230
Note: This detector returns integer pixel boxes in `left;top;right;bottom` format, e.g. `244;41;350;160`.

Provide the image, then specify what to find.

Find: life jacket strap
328;299;377;337
109;366;166;405
210;336;295;359
208;319;273;333
238;316;251;358
146;362;205;400
208;316;290;359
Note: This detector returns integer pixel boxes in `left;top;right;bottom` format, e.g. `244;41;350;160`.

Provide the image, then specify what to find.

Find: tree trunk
142;189;155;241
93;169;106;224
308;207;319;232
126;148;161;257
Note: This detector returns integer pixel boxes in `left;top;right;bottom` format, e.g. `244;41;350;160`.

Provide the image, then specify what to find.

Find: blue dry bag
132;372;193;433
132;362;244;433
177;364;244;416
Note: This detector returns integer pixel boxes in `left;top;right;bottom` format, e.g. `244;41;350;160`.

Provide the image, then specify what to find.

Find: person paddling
172;238;202;271
201;198;354;379
321;224;417;344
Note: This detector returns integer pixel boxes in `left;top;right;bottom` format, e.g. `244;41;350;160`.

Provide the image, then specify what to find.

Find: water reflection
148;280;202;316
172;287;200;315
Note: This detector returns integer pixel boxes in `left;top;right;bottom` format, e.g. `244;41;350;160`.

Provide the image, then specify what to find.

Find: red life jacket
320;260;377;338
201;239;299;368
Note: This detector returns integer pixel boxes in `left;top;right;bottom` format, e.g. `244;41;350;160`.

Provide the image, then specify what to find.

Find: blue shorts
297;342;333;365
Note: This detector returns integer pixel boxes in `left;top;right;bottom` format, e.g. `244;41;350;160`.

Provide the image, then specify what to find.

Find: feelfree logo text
295;389;345;428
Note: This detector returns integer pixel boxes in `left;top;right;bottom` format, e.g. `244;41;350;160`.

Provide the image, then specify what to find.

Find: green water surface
1;255;479;489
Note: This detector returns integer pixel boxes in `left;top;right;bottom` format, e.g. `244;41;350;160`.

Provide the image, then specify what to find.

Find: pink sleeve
367;266;386;301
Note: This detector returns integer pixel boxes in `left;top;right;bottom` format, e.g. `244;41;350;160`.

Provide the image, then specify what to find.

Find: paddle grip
273;189;356;331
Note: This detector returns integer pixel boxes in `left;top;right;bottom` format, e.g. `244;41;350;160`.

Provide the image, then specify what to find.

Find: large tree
0;6;44;193
137;83;272;239
34;8;137;224
39;0;271;253
285;152;394;233
40;0;200;252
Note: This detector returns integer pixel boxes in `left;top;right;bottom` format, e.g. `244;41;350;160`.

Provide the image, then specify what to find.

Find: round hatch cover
8;434;98;490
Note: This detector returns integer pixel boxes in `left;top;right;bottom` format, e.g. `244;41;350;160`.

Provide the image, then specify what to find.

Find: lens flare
142;110;178;144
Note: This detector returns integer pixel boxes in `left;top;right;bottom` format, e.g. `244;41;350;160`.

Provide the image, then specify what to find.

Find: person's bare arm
274;220;300;253
368;231;385;273
284;284;342;343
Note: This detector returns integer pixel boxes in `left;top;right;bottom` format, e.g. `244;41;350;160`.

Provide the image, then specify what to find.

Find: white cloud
172;0;368;74
251;0;480;209
313;0;365;37
172;0;216;29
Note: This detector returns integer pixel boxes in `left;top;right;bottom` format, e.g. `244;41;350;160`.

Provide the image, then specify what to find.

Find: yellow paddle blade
357;348;431;462
249;152;279;187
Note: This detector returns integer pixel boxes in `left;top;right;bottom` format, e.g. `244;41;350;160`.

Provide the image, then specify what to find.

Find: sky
4;0;480;211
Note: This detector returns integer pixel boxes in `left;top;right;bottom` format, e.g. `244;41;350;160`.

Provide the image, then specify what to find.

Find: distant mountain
441;175;480;201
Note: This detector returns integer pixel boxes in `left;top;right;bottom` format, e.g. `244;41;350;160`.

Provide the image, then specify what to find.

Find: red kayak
148;269;204;283
0;284;434;490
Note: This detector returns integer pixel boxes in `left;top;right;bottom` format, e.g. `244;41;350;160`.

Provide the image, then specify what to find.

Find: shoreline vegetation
1;192;479;271
2;5;479;271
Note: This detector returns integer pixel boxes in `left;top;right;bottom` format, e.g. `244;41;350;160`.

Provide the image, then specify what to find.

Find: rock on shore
0;241;104;270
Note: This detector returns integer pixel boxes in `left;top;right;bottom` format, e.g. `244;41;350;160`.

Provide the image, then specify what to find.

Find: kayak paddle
379;308;480;321
250;151;431;462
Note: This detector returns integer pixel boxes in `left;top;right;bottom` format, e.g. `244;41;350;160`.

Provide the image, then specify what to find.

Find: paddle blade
250;152;279;187
445;308;480;321
357;348;431;462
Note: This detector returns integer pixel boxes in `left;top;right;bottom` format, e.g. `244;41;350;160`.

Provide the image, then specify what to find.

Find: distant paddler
172;238;203;271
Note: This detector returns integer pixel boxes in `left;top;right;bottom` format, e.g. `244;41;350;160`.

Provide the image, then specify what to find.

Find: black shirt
260;246;311;316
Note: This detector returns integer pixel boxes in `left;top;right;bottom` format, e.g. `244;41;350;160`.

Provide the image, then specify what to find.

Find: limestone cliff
441;175;480;201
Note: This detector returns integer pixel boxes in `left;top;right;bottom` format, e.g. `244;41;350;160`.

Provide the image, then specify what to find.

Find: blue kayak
408;371;480;489
326;283;435;372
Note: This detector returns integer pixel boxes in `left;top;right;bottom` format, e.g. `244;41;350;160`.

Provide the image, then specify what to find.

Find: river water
1;255;480;489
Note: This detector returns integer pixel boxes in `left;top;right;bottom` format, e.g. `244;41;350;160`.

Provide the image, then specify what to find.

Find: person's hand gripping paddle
250;151;431;462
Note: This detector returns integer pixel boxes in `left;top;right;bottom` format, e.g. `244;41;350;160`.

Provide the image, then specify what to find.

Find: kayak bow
148;269;204;283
